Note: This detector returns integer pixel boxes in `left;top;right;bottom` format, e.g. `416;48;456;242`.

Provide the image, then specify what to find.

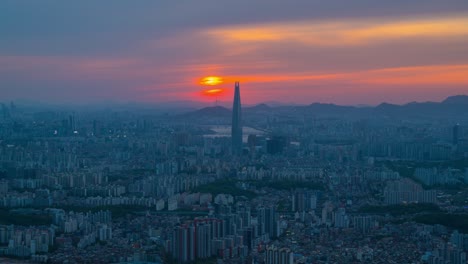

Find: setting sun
202;88;224;96
200;76;223;86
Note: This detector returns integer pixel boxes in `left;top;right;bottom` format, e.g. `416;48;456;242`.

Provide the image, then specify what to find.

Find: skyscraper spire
231;81;242;155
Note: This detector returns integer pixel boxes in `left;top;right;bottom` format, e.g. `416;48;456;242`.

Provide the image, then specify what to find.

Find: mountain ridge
182;95;468;119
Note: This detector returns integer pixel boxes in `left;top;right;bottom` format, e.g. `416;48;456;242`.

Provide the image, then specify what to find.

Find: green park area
358;203;442;216
0;208;52;226
414;213;468;233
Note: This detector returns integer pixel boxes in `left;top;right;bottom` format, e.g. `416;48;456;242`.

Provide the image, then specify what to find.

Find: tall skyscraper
231;81;243;155
263;206;278;238
453;123;460;145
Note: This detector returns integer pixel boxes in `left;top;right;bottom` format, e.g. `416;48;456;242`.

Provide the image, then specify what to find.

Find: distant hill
306;103;358;114
442;95;468;104
244;103;271;112
180;95;468;120
183;106;231;118
294;95;468;118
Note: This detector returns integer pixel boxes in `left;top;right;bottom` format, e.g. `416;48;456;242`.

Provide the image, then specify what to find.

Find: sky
1;0;468;105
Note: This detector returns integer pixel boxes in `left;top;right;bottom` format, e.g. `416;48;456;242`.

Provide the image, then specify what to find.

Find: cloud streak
205;15;468;46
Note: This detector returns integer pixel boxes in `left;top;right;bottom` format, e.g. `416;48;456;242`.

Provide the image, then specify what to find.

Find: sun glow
202;88;224;96
200;76;223;86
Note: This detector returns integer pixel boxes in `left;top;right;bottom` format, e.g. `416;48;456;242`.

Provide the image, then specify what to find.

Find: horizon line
2;94;467;109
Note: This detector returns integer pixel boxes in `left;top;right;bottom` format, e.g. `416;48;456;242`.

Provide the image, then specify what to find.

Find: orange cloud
205;15;468;46
214;64;468;87
358;64;468;85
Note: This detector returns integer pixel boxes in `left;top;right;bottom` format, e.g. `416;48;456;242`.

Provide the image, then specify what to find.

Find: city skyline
1;1;468;105
1;2;468;263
